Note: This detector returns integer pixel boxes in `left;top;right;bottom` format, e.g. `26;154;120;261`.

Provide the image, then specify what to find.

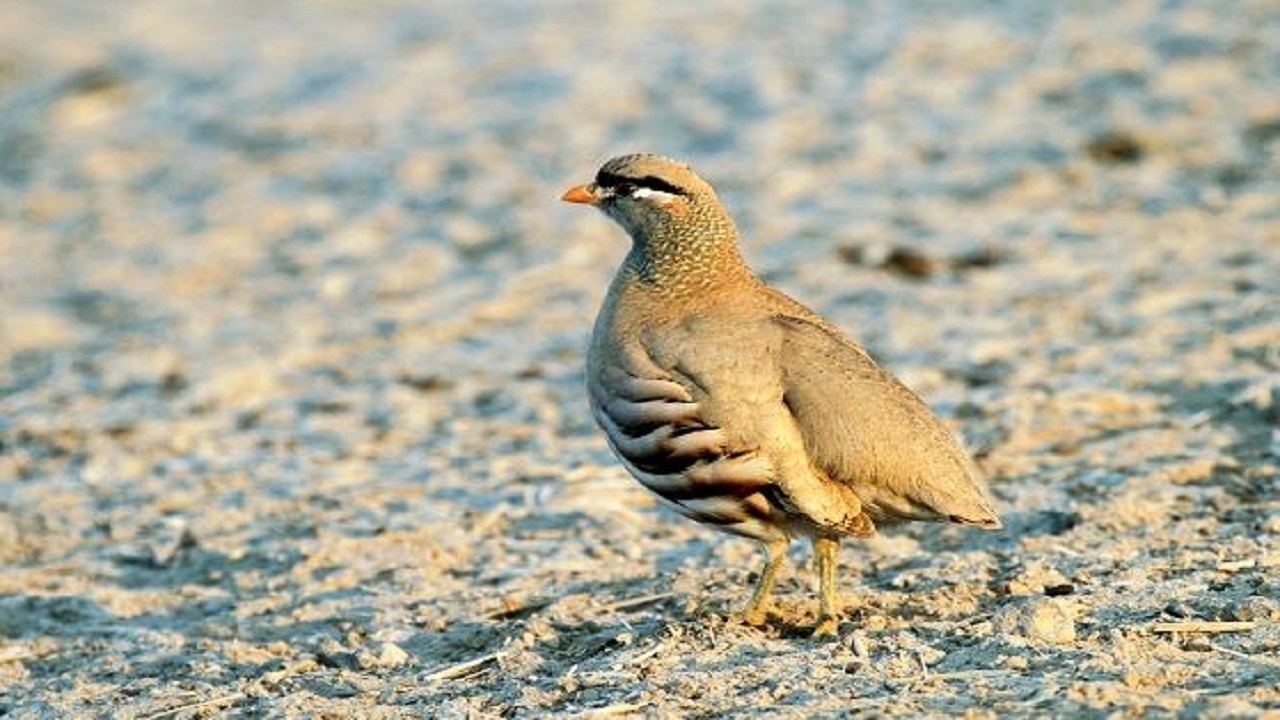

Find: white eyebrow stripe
631;187;678;204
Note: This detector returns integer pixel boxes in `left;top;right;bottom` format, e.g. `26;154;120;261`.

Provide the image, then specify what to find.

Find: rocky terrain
1;1;1278;717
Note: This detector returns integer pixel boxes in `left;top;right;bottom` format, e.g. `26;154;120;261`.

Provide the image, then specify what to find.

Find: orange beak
560;184;597;205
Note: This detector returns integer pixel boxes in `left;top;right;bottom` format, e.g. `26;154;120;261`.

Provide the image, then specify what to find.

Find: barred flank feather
591;373;776;530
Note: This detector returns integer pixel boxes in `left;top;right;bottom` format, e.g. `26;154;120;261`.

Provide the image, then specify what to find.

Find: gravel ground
2;1;1279;717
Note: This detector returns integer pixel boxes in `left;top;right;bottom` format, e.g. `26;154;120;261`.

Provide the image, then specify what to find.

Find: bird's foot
729;598;775;628
812;614;840;638
731;607;770;628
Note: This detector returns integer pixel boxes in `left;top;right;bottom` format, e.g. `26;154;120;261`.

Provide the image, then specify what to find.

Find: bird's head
561;154;727;242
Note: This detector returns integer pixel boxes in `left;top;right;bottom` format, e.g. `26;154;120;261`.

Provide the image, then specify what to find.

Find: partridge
562;154;1001;636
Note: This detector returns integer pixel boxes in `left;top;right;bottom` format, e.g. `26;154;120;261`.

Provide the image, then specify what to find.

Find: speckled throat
619;198;754;298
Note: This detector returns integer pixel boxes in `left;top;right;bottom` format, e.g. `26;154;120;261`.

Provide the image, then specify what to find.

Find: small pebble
999;599;1077;645
1232;596;1279;622
1026;601;1077;645
373;642;411;668
316;638;359;670
1000;655;1029;671
1183;635;1213;652
1085;130;1145;164
1007;564;1072;596
1263;512;1280;535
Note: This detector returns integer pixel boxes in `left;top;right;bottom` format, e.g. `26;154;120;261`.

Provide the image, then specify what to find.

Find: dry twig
423;651;503;682
138;692;244;720
1209;643;1280;671
138;660;316;720
619;641;665;667
601;592;676;614
0;646;36;664
573;702;648;717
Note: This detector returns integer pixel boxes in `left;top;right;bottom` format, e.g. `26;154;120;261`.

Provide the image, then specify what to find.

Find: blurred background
1;0;1278;716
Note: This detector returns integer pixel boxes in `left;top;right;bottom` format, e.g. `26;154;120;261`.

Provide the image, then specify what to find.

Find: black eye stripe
595;171;689;197
635;175;687;196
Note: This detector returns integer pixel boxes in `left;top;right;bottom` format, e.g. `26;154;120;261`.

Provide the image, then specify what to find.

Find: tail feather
944;493;1002;530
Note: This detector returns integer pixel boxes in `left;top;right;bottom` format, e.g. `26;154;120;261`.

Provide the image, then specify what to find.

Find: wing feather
773;314;1000;528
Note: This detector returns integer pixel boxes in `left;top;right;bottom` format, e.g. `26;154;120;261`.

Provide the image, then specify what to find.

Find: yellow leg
812;536;841;637
736;537;788;627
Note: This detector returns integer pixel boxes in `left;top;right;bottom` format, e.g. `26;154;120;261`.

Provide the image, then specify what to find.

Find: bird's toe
812;615;841;638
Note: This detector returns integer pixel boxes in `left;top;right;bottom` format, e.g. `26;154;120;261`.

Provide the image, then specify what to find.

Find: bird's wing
772;313;1001;528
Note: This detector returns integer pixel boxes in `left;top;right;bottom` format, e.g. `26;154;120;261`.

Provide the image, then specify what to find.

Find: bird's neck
622;208;755;298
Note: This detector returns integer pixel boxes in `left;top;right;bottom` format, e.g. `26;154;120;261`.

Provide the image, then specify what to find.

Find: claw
812;615;840;638
731;607;771;628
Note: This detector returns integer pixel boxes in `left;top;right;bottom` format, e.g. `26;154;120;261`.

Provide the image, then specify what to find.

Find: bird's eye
613;182;637;198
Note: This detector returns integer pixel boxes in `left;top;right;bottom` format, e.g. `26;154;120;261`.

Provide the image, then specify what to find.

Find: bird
561;153;1001;636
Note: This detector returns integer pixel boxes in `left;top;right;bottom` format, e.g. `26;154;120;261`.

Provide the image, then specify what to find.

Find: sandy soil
2;1;1279;717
